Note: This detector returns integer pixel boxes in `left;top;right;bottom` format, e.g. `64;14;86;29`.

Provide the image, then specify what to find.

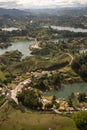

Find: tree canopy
72;111;87;130
17;89;42;110
72;54;87;81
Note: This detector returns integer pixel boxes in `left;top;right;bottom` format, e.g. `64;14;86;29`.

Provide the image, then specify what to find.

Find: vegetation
78;92;86;102
68;93;76;107
17;89;42;110
0;96;6;106
72;54;87;81
0;109;77;130
72;111;87;130
0;7;87;130
0;50;22;85
67;92;87;108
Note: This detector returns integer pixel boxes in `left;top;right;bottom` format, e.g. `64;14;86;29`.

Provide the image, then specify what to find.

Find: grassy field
0;109;77;130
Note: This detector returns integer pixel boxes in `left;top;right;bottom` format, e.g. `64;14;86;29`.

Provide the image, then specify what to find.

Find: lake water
49;26;87;33
46;83;87;99
0;41;35;58
79;49;87;54
1;27;20;32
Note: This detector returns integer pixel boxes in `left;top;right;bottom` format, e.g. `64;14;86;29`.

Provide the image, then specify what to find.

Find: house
59;106;66;111
67;107;75;112
23;79;31;86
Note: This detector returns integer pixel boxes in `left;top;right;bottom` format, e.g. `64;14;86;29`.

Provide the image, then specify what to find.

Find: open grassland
0;109;77;130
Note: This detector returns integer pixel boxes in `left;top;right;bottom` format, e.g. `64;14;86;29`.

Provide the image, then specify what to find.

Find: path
65;53;74;65
11;79;31;104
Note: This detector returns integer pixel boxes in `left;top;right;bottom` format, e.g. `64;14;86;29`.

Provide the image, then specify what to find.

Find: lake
47;26;87;33
46;83;87;99
79;49;87;54
1;27;20;32
0;41;35;58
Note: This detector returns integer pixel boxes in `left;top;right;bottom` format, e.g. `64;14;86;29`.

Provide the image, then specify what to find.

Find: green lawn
0;110;77;130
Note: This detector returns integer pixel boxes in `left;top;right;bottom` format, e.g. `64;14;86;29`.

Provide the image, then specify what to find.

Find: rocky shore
0;42;11;49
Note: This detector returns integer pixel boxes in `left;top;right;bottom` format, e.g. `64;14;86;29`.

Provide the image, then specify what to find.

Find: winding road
7;53;74;104
65;53;74;66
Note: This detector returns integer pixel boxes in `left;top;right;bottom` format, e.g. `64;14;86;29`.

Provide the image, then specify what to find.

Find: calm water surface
0;41;35;58
49;26;87;33
46;83;87;99
2;27;20;31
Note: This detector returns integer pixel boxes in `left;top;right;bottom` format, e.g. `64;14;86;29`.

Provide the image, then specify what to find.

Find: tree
78;93;86;102
17;90;43;110
68;92;75;107
51;95;60;109
51;95;56;105
72;111;87;130
72;54;87;81
32;80;49;91
52;73;63;90
45;103;53;110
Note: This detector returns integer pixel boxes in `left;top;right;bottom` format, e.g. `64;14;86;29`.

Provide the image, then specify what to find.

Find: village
0;68;87;114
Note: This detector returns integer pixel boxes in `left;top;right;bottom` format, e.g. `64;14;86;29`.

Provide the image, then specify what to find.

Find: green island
0;7;87;130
